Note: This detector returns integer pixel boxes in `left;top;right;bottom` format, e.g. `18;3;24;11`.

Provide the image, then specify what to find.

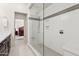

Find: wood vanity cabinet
0;35;11;56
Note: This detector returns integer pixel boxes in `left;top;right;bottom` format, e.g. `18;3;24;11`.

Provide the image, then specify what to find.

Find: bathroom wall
29;3;79;55
30;19;40;43
15;19;24;29
0;17;8;31
29;19;32;43
0;3;29;47
60;8;79;55
29;3;43;44
38;3;78;55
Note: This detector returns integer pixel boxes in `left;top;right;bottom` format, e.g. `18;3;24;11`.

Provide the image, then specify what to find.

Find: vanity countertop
0;31;11;43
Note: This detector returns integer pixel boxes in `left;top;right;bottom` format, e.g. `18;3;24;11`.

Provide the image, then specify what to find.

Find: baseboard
27;43;41;56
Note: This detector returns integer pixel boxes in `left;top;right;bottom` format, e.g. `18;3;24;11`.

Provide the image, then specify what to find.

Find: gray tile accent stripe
29;4;79;21
29;17;40;21
44;4;79;20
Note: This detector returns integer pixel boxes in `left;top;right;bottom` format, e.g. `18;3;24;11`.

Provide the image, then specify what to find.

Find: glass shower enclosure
29;3;44;55
29;3;63;56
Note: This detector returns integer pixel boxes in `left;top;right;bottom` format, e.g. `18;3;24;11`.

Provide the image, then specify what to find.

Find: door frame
14;12;28;45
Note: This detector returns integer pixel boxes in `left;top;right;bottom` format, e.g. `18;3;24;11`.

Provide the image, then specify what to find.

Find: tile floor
9;36;35;56
31;43;62;56
9;36;62;56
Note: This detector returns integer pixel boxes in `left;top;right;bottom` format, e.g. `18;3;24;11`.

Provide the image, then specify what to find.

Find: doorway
14;12;27;45
9;12;35;56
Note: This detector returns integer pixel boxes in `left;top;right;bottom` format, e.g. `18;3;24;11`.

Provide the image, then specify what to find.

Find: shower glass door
29;3;78;56
29;3;44;55
29;3;63;56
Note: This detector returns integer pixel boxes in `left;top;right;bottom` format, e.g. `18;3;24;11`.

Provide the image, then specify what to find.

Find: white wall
38;3;78;55
44;6;79;55
0;3;29;47
29;4;42;44
0;17;9;31
15;19;24;29
61;8;79;55
29;19;40;44
29;20;32;43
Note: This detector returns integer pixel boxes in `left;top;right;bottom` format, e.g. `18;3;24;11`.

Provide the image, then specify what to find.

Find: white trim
27;43;41;56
